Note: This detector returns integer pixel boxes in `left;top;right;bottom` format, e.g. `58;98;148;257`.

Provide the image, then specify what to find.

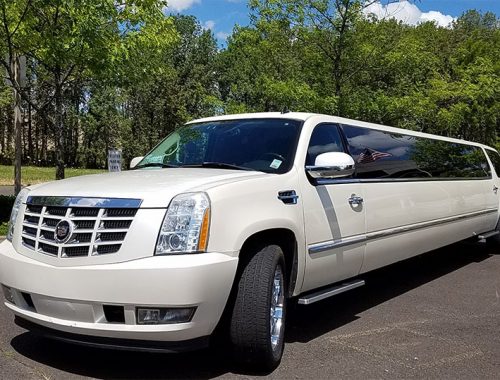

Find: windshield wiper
181;162;256;171
134;162;179;169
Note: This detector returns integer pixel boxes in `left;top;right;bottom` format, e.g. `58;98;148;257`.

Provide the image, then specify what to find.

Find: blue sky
165;1;500;45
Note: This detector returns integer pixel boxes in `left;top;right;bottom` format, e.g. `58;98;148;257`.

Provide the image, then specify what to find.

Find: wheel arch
238;228;299;298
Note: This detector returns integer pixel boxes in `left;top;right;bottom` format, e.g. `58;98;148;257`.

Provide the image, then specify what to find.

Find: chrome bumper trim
27;196;142;208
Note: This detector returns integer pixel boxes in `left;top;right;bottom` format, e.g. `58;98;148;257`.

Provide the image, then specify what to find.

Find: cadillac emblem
54;219;74;244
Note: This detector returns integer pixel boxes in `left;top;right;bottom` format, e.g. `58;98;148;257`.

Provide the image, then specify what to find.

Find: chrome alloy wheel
270;265;285;350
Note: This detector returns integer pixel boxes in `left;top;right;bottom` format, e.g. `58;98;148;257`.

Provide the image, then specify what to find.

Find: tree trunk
34;106;39;164
12;53;23;195
54;69;65;179
27;92;33;163
41;116;47;165
0;111;5;156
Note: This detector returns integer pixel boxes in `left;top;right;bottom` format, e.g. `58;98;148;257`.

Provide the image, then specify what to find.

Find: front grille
39;242;59;256
46;206;67;216
21;197;140;258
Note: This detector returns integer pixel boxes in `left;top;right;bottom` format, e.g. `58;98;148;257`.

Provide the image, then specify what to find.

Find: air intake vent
278;190;299;205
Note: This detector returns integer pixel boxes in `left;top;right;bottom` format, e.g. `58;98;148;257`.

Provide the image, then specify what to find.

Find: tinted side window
342;125;490;179
486;150;500;176
306;124;344;166
412;140;490;179
342;125;419;178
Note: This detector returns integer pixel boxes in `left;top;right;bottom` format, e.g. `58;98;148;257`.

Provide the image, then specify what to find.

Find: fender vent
278;190;299;205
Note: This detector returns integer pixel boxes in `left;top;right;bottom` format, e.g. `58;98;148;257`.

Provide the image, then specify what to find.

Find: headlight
7;188;30;242
155;192;210;255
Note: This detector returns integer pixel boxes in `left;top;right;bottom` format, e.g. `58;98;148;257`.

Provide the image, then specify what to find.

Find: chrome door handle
348;195;364;206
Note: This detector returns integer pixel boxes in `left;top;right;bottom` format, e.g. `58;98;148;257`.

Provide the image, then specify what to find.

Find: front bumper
0;240;238;345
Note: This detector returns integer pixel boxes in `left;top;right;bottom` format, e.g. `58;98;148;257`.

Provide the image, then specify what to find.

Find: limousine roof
190;112;494;150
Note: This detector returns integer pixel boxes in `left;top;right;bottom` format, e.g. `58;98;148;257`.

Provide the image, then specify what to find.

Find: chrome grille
21;196;142;258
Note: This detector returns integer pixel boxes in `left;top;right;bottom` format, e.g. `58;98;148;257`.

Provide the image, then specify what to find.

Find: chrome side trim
298;279;365;305
26;196;142;208
316;177;492;185
308;208;498;255
309;235;367;255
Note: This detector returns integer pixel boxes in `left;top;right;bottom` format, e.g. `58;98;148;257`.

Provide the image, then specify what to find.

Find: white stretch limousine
1;113;499;369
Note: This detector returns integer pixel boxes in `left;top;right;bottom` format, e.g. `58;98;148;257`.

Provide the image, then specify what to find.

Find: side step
298;279;365;305
478;230;499;241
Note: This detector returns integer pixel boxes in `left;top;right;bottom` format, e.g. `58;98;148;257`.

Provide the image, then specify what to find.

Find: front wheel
229;245;286;371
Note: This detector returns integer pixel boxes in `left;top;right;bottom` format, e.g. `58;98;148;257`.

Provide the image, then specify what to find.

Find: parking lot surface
0;239;499;379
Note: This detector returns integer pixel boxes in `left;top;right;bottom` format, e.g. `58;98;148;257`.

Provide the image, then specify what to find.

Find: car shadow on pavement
286;240;493;344
11;333;236;379
9;241;494;378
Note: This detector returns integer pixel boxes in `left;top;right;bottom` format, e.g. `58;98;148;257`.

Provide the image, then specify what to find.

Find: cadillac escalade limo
1;112;499;370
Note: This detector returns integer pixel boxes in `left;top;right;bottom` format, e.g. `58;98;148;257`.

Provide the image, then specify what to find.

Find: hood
28;168;267;208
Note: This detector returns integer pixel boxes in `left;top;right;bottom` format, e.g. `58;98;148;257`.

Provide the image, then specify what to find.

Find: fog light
1;285;15;304
136;307;196;325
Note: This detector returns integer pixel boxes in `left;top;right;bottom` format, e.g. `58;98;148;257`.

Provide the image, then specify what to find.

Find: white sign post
108;149;122;172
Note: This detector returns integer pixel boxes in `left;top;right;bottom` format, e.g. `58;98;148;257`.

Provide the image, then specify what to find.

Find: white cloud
363;1;455;28
419;10;455;27
216;31;230;41
166;0;201;12
204;20;216;30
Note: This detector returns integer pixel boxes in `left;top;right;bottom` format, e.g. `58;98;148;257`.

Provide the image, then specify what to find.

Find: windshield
135;118;302;174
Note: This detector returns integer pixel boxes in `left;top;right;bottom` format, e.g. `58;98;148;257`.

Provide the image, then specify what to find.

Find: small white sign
108;149;122;172
270;159;282;169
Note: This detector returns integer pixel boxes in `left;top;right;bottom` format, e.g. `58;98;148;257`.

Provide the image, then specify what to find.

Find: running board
298;279;365;305
478;230;499;241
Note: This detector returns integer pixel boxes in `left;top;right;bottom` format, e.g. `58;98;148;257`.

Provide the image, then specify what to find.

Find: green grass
0;222;8;236
0;165;105;186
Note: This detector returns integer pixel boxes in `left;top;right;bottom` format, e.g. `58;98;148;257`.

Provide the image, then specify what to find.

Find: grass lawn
0;165;105;186
0;222;8;236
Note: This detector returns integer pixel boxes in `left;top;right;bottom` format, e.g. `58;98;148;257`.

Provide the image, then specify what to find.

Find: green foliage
0;2;499;179
223;4;499;145
0;165;104;186
0;0;177;177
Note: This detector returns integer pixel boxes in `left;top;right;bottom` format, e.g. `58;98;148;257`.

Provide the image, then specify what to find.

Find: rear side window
486;149;500;176
342;125;490;180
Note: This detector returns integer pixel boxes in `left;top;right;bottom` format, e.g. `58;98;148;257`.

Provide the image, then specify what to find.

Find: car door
299;123;366;292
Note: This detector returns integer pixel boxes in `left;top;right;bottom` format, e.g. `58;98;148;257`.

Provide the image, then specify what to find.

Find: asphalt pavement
0;238;499;379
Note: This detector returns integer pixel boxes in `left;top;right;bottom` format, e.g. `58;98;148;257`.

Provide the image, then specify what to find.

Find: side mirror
130;156;144;169
306;152;355;179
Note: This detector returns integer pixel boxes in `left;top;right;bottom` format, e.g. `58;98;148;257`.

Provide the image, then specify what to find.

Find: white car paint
0;112;498;349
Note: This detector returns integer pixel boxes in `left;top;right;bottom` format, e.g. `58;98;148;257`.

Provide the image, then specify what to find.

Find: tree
0;0;175;179
248;0;404;115
218;20;337;113
78;15;219;167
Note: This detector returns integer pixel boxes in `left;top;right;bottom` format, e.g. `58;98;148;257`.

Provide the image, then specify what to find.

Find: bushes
0;195;15;222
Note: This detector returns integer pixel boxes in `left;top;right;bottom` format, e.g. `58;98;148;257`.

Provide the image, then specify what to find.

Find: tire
229;244;286;371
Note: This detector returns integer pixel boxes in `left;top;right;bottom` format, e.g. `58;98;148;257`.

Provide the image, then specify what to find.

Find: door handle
494;186;498;194
348;195;364;206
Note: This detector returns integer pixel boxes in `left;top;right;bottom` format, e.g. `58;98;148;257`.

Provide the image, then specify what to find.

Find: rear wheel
229;245;286;371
